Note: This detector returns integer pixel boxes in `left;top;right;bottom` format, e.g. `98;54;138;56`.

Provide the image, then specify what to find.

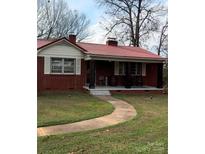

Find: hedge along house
37;35;165;95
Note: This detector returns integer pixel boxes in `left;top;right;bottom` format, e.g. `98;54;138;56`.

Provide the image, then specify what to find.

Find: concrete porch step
89;89;111;96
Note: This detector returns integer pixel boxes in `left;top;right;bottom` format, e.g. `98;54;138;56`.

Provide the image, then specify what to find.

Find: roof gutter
85;54;165;63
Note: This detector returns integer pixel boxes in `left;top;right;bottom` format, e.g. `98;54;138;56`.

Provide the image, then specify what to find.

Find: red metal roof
77;42;163;60
38;39;53;48
37;39;164;60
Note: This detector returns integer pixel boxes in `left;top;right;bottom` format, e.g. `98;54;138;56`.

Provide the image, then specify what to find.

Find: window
119;62;125;75
131;63;137;75
51;58;75;74
64;59;75;73
51;58;62;73
114;62;146;76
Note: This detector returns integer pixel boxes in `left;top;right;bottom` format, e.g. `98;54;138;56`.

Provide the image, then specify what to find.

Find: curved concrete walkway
37;96;137;136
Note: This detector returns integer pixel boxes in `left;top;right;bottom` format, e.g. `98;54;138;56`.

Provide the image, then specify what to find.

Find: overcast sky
67;0;103;25
66;0;108;44
66;0;167;54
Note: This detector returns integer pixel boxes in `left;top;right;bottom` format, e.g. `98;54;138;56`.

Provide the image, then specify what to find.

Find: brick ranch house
37;35;165;94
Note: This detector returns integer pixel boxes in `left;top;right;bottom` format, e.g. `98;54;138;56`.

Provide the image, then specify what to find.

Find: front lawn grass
37;91;114;127
38;94;168;154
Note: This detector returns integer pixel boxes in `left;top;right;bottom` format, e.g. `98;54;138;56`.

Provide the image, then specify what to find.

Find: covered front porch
84;58;164;91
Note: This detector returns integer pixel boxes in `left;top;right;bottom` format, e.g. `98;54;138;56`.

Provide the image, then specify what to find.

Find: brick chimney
106;37;118;46
68;34;76;44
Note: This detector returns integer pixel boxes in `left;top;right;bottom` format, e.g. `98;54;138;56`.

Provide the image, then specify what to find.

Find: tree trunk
135;0;142;47
46;27;53;40
158;41;162;55
128;7;135;47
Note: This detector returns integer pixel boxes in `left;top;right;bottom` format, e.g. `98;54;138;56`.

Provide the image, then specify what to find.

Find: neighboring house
37;35;165;94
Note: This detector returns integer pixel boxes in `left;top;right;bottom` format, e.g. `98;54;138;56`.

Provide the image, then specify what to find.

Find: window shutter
76;58;81;75
44;57;50;74
142;63;146;76
114;61;119;75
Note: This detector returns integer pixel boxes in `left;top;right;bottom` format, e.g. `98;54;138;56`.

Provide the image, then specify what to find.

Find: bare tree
37;0;91;41
157;20;168;56
96;0;166;47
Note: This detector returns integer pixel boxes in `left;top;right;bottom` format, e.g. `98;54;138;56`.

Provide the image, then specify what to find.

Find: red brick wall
37;57;86;92
143;63;158;87
38;58;160;91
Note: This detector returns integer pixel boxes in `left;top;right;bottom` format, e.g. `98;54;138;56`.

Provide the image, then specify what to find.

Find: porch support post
137;62;143;86
125;62;132;88
157;63;163;88
89;60;96;89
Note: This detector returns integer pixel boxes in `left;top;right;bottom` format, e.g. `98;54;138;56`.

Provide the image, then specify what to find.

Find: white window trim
44;57;51;74
114;61;119;75
50;57;76;75
75;58;81;75
142;63;146;76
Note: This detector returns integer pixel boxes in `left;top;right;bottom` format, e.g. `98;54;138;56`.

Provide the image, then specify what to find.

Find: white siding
38;41;83;75
114;61;119;75
142;63;146;76
75;58;81;75
38;42;83;58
